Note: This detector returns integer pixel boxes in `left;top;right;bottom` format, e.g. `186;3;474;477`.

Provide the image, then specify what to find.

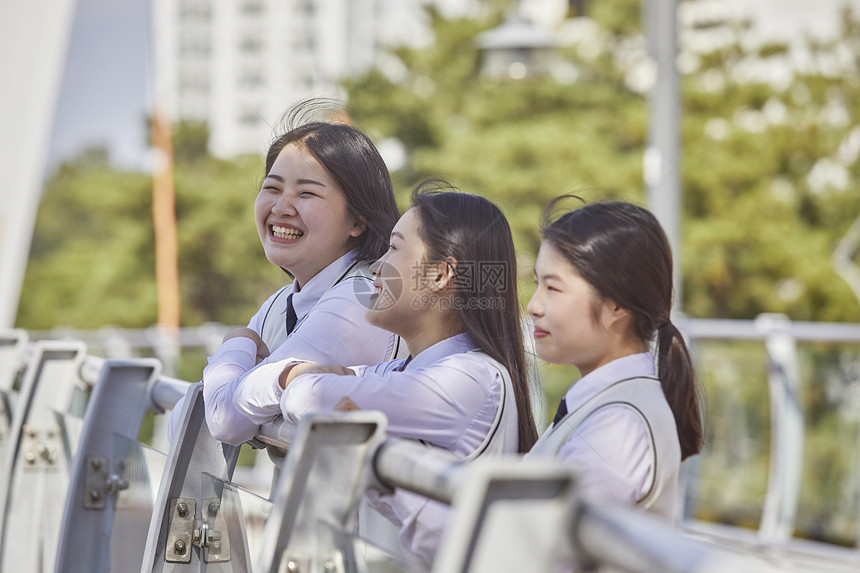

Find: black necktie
552;399;568;427
285;293;298;335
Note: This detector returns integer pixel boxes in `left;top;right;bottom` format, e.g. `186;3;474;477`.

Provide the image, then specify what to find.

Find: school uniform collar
561;352;655;414
284;249;359;322
403;333;477;371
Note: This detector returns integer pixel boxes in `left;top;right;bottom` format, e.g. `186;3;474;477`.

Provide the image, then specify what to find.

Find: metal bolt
89;488;102;502
24;452;36;464
174;540;186;555
323;561;335;572
177;502;188;517
90;458;103;471
27;428;37;439
286;561;299;572
211;540;221;554
208;502;219;516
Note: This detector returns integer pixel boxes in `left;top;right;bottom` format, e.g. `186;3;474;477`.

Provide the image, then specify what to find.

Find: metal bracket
279;551;343;573
21;424;61;471
83;456;130;509
201;497;230;562
165;497;231;563
166;498;195;563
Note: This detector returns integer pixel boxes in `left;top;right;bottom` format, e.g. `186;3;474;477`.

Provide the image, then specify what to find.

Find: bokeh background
4;0;860;550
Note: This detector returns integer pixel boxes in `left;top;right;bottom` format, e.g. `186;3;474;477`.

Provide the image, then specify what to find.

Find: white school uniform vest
528;377;680;519
258;261;407;361
462;350;519;459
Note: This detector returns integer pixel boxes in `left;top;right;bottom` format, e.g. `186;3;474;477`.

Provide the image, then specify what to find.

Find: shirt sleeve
233;282;396;426
201;337;261;445
280;354;501;453
556;406;653;505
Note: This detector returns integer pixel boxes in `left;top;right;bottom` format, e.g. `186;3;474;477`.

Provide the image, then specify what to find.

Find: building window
241;1;264;15
240;36;263;53
240;111;261;126
180;38;211;57
179;1;211;21
239;72;264;88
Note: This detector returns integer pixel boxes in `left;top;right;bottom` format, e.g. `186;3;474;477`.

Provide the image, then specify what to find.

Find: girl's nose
272;193;297;216
369;257;382;276
526;292;542;317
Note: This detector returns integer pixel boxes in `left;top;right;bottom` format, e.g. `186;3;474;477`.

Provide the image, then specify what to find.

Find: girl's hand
222;328;270;364
279;362;355;389
334;396;360;411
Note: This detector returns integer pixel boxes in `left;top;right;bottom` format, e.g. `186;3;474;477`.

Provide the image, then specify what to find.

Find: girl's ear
349;215;367;238
429;257;457;292
600;299;632;331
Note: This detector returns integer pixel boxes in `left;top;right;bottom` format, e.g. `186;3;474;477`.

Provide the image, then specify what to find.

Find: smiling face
255;143;365;286
365;209;428;336
527;241;619;376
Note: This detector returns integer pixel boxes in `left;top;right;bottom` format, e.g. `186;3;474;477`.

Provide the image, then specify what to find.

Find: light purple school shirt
275;333;517;564
549;352;658;505
170;250;398;446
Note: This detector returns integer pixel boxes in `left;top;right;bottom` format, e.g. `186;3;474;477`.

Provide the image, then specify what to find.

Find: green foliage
17;146;285;329
18;153;158;329
345;1;860;322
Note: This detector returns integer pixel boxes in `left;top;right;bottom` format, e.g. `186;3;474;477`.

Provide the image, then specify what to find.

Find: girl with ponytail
525;197;703;519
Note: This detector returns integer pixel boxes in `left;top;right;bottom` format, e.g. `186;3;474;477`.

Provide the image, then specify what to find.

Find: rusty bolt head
208;502;219;516
174;540;186;555
89;488;102;501
90;458;103;471
177;502;188;517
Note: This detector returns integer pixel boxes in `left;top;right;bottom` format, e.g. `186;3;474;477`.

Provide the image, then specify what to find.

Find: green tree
17;142;285;329
343;1;860;322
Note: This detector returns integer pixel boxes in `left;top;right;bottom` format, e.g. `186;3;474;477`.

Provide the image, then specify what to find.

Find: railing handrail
27;317;860;351
80;355;191;413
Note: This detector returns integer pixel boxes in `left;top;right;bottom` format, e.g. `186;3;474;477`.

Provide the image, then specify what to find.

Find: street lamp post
644;0;683;312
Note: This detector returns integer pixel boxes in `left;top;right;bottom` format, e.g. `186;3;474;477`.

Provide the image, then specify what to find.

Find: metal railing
1;315;859;572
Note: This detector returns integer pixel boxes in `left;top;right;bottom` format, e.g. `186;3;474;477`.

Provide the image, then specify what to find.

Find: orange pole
151;109;181;330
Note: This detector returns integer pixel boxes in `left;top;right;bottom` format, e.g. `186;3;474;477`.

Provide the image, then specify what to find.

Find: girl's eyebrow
390;231;404;240
262;174;326;187
535;270;562;281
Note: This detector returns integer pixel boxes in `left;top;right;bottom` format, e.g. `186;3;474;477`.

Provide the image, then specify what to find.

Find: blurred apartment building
153;0;488;158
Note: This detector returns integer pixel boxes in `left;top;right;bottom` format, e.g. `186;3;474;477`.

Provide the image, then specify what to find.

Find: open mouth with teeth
271;225;303;240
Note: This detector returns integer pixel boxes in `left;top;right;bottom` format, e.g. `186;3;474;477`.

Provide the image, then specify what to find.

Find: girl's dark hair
411;182;539;453
541;197;703;460
264;110;398;262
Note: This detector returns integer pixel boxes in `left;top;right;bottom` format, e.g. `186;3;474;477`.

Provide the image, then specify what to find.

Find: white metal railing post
0;329;28;459
54;358;163;572
253;412;388;573
0;339;87;572
756;313;804;543
140;383;244;573
432;459;581;573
